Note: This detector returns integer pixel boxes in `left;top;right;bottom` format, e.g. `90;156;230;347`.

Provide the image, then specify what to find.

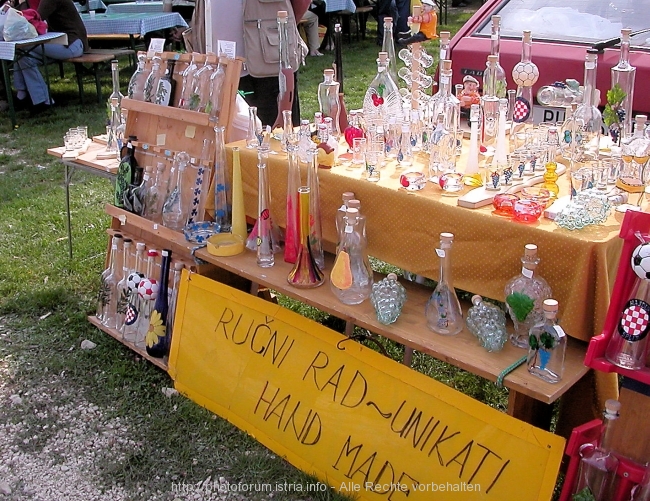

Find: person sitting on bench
12;0;88;113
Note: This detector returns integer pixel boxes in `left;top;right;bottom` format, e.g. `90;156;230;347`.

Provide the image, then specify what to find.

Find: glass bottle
307;146;324;271
213;126;231;232
144;162;166;223
371;273;407;325
489;15;507;98
425;232;463;335
511;31;539;126
482;55;500;150
246;106;262;150
504;244;552;348
335;191;355;251
605;249;650;370
428;112;454;183
167;261;184;335
429;60;459;171
398;120;413;166
162;151;190;231
573;399;621;501
114;138;135;209
146;249;172;358
573;49;603;162
611;28;636;139
190;54;216;112
105;97;122;159
315;123;335;169
155;59;176;107
438;31;450;69
207;58;226;121
131;165;153;216
127;53;148;101
330;207;373;305
618;115;650;191
347;199;366;238
297;119;312;163
273;10;295;129
344;110;364;150
282;109;293;153
324;117;339;162
255;143;275;268
123;241;146;343
527;299;567;383
542;127;560;200
464;104;481;180
178;53;199;109
136;249;159;346
284;132;301;264
231;147;247;243
109;59;124;109
186;139;212;226
287;186;324;288
381;17;398;85
114;238;132;333
102;234;124;330
363;52;402;129
466;295;508;352
143;56;164;103
97;233;123;325
493;98;509;172
318;69;341;138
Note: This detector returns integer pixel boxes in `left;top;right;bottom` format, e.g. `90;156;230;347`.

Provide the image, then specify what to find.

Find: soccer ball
631;243;650;280
127;272;145;292
138;278;159;301
512;61;539;87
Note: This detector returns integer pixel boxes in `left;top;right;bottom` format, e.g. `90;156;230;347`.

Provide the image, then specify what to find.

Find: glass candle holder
521;187;551;208
439;172;463;193
513;199;544;223
352;137;366;166
492;193;519;217
400;171;426;191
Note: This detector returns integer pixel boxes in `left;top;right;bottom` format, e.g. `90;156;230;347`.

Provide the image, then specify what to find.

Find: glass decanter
511;31;538;127
504;244;552;348
178;53;199;109
207;58;226;121
618;115;650;192
143;56;164;103
610;28;636;140
466;295;507;352
155;58;176;106
573;399;621;501
363;52;402;129
605;241;650;370
489;15;507;98
429;59;459;170
573;49;603;162
330;207;373;305
527;299;567;383
127;53;148;101
428;112;455;183
109;59;124;109
123;241;146;343
482;55;500;150
143;162;165;223
97;233;122;325
318;69;341;138
162;152;190;231
189;54;215;112
371;273;407;325
213;126;231;232
381;17;398;85
425;232;463;335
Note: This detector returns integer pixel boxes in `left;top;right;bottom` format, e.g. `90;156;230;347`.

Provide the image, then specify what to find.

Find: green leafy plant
572;486;596;501
603;83;626;128
506;292;535;322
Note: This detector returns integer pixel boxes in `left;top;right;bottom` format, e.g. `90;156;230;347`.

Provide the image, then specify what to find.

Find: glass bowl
513;199;544;223
492;193;520;217
520;186;551;207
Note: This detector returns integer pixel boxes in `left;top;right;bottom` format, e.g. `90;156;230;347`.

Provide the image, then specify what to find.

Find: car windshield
477;0;650;47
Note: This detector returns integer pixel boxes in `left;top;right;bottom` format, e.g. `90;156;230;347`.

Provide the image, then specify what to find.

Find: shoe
30;101;53;117
309;50;324;57
12;96;29;112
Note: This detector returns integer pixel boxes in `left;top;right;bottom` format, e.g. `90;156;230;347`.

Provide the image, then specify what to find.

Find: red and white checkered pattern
620;304;649;339
125;303;138;326
513;97;531;123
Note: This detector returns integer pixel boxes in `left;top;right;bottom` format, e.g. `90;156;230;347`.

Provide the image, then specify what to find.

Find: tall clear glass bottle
282;109;293;153
97;233;122;324
246;106;262;149
381;17;398;85
136;249;159;346
213;126;231;232
330;208;373;305
178;53;199;109
489;15;507;98
115;238;133;333
274;10;295;129
284;132;301;264
573;399;621;501
123;241;146;343
438;31;450;69
308;146;324;271
504;244;552;348
425;232;463;335
511;31;538;126
167;261;184;335
573;49;603;162
155;59;176;106
114;137;135;209
102;234;124;330
144;162;165;223
363;52;402;128
527;299;566;383
207;58;226;121
190;54;216;113
482;55;500;150
109;59;124;109
127;54;148;101
256;144;275;268
131;165;153;216
146;249;172;358
398;120;413;166
605;260;650;370
335;191;355;250
318;69;341;138
162;152;190;231
429;60;459;171
105;97;122;159
143;56;164;103
611;28;636;139
464;104;481;179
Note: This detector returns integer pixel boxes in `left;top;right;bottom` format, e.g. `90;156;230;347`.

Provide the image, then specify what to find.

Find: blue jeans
13;38;84;105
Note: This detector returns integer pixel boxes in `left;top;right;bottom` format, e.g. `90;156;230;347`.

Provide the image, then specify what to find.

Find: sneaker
309;50;324;57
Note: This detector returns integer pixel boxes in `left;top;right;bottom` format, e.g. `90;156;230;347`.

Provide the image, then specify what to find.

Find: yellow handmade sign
168;272;564;501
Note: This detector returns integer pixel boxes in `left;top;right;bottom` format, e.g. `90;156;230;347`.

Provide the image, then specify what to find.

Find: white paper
522;267;534;279
554;325;566;338
147;38;165;57
436;248;445;258
217;40;236;59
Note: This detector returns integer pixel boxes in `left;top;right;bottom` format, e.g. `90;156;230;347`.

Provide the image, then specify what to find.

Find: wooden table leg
507;390;553;430
403;346;414;367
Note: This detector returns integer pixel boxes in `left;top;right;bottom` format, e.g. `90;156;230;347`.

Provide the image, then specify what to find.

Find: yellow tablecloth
226;140;624;343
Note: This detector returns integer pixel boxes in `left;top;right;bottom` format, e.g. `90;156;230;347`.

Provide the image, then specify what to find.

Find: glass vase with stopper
527;299;566;383
489;15;507;98
572;399;621;501
127;54;147;101
146;249;172;358
573;49;603;162
511;31;539;128
609;28;636;140
425;232;463;335
381;17;398;85
178;54;199;109
318;69;341;138
330;207;373;305
605;240;650;370
97;233;122;326
504;244;552;348
363;52;402;129
143;56;164;103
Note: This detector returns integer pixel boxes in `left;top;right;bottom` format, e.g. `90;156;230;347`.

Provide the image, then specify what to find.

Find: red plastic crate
584;210;650;385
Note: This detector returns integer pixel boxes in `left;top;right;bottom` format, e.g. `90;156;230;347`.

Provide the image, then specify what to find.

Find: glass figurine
527;298;566;383
371;273;407;325
466;295;507;352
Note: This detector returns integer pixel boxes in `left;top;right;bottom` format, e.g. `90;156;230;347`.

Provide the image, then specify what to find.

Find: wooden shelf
88;315;168;371
121;98;211;126
47;141;119;174
194;247;589;405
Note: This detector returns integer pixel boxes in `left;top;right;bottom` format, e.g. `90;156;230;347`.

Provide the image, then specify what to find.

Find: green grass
0;6;556;499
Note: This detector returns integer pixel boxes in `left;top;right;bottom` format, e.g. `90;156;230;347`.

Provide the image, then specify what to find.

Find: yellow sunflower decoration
146;310;165;348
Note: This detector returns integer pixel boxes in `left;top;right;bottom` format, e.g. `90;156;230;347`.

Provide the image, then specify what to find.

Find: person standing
300;8;323;56
13;0;88;112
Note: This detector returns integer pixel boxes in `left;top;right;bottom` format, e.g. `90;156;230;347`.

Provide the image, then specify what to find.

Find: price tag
522;267;533;279
217;40;236;59
440;75;450;85
185;125;196;139
440;49;447;60
491;34;498;40
157;134;166;146
147;38;165;58
554;325;566;338
585;61;595;70
436;248;445;258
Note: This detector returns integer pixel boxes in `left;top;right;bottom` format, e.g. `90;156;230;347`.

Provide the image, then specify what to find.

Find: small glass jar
400;171;426;191
439;172;463;193
513;199;544;223
493;193;519;217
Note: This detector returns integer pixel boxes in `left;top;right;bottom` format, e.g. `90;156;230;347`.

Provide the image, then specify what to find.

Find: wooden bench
65;52;116;105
